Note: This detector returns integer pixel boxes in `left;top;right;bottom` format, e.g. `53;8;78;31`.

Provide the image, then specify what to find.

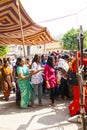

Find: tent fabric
0;0;55;46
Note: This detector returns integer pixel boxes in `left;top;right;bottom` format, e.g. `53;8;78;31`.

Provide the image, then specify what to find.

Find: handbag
68;71;78;86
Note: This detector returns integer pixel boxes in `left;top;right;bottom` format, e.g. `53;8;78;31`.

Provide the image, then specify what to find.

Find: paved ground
0;93;85;130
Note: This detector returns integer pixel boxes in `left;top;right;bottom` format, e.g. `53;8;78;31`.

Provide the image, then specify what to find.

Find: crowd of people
0;50;87;110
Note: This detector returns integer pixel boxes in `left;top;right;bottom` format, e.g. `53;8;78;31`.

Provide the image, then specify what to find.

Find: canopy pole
43;43;46;54
16;0;26;61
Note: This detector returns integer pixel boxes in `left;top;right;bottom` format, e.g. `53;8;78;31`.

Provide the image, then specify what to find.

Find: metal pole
79;25;84;66
16;0;26;61
77;36;80;51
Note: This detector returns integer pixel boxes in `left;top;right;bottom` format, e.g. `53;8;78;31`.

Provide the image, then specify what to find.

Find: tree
84;31;87;48
62;28;87;50
0;46;9;56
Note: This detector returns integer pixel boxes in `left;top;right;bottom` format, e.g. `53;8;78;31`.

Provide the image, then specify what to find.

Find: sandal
31;104;37;108
51;103;57;107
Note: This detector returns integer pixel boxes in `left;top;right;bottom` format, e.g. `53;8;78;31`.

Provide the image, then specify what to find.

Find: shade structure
0;0;55;46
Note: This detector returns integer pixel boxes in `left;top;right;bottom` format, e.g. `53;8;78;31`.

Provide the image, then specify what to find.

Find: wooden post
43;43;46;54
16;0;26;61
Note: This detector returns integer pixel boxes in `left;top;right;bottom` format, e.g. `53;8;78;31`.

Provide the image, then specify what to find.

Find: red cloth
78;57;87;66
72;53;87;73
83;58;87;66
78;51;81;58
69;85;87;116
72;59;77;73
68;86;80;116
69;101;80;116
77;51;87;66
73;86;80;100
84;84;87;113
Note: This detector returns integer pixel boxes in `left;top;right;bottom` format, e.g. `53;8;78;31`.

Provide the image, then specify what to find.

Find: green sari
17;65;33;108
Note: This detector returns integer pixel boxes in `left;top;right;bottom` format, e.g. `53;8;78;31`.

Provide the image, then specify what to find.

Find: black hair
3;57;7;62
16;56;23;66
4;60;8;64
32;54;39;63
47;56;55;68
27;58;30;61
0;59;2;63
61;54;70;60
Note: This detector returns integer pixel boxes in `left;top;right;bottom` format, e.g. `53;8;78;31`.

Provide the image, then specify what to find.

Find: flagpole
16;0;26;61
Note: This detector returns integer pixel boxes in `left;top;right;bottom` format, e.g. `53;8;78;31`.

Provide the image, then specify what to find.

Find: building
27;41;62;55
7;41;62;58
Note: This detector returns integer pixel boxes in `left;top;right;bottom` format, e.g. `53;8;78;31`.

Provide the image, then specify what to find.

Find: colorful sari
13;65;21;105
2;66;12;100
17;65;33;108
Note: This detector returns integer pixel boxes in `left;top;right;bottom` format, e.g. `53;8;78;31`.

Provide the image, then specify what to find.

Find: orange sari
2;66;12;100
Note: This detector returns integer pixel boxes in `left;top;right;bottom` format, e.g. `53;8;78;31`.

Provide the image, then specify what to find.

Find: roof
0;0;55;46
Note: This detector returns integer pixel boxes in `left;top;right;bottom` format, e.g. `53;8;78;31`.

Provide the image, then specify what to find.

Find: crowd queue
0;50;87;109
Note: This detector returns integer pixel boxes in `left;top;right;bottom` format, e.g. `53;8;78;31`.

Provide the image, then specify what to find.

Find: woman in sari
2;60;12;101
16;57;34;109
12;62;21;105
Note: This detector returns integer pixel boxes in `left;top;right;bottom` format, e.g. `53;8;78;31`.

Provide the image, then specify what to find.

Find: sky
20;0;87;37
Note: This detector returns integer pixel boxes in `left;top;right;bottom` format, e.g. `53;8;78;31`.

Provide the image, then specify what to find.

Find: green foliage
62;28;87;50
84;31;87;48
0;46;9;56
